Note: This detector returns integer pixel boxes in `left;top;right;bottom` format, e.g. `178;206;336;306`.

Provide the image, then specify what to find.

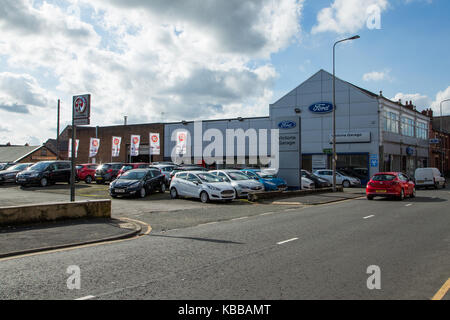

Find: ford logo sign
309;102;333;114
278;120;297;129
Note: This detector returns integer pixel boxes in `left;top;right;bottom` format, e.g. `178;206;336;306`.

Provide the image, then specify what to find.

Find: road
0;187;448;300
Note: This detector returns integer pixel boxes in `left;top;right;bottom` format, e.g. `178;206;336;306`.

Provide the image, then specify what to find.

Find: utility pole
56;99;60;159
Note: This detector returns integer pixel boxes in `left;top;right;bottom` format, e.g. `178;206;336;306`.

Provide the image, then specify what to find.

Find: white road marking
75;295;95;300
231;216;248;221
405;204;412;207
277;237;299;245
260;212;275;216
363;215;375;219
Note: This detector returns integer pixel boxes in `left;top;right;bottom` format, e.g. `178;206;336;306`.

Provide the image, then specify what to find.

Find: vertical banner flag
176;131;187;155
130;135;140;156
68;139;79;158
112;136;122;157
150;133;160;155
89;138;100;158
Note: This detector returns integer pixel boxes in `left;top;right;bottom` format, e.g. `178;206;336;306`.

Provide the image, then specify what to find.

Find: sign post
70;94;91;202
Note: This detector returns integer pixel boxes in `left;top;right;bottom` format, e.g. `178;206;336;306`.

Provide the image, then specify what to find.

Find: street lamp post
439;99;450;174
332;35;360;191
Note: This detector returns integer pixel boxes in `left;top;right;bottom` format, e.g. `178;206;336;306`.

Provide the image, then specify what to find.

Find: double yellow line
432;278;450;300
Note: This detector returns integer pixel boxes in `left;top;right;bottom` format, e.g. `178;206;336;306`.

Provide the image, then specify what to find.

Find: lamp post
332;35;360;191
439;99;450;174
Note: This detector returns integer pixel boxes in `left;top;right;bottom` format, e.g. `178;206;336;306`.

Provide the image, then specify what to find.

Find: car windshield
6;164;29;171
29;162;49;171
372;174;396;181
227;171;250;181
258;172;276;179
197;173;223;183
119;171;146;180
98;164;111;170
121;166;133;171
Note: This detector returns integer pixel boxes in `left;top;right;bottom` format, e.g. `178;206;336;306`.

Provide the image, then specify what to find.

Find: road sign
73;94;91;125
429;138;440;144
370;154;378;168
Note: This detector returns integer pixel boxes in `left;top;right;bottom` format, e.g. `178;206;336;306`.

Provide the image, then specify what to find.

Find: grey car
209;169;264;198
0;163;33;184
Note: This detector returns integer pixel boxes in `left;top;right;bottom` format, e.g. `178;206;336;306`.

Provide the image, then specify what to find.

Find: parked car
338;167;369;185
117;163;150;178
0;163;33;185
151;164;178;186
301;170;331;188
76;163;98;184
301;176;316;189
169;165;208;181
0;162;15;171
313;169;361;188
94;163;125;184
16;161;71;187
109;168;166;198
170;171;235;203
366;172;416;200
240;168;287;191
414;168;446;189
209;169;264;198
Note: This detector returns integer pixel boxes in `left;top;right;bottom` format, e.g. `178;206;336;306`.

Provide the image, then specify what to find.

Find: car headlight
238;184;249;189
207;185;220;191
30;172;39;177
265;182;276;186
130;181;142;189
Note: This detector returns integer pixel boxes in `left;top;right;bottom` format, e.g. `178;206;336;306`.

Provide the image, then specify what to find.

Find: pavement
0;186;448;299
0;218;142;258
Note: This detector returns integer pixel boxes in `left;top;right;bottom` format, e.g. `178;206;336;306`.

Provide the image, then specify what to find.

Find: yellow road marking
0;218;151;262
431;278;450;300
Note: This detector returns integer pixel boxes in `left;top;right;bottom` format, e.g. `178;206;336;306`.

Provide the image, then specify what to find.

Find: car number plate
115;189;125;193
18;178;25;182
376;190;387;193
417;180;424;184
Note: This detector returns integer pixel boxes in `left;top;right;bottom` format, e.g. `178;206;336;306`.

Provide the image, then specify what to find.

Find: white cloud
391;92;432;110
0;0;303;144
363;70;391;82
312;0;388;34
391;87;450;115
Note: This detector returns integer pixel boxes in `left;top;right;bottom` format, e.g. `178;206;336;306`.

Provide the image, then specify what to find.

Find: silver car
170;171;235;203
209;169;265;198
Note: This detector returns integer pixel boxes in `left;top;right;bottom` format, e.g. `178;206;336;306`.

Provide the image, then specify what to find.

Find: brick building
59;123;165;164
424;109;450;176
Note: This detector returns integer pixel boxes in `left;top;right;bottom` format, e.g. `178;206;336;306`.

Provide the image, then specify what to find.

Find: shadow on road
149;234;244;245
374;196;447;203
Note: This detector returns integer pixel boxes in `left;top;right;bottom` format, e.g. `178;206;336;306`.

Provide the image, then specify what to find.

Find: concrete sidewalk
0;218;141;258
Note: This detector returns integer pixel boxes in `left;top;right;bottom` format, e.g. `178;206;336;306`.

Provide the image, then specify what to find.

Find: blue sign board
406;147;414;156
308;102;334;114
370;154;378;168
278;120;297;129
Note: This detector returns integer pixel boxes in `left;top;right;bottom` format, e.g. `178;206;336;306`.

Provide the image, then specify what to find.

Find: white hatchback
209;170;265;198
170;171;236;203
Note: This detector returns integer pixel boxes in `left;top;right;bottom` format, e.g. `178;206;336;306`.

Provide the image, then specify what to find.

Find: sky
0;0;449;145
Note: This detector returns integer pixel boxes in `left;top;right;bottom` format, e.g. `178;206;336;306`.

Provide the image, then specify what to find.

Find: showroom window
401;117;415;137
416;121;428;140
384;111;399;133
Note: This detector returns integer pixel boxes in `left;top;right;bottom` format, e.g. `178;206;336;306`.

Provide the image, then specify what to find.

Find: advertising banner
130;135;140;156
176;131;187;155
89;138;100;158
68;139;79;158
112;136;122;158
150;133;160;155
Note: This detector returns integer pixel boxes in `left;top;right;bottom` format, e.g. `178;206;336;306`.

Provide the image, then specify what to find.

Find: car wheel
139;187;146;198
170;188;178;199
367;195;374;200
160;183;166;193
200;191;209;203
40;177;48;187
398;189;405;201
111;194;118;199
85;176;92;184
410;187;416;198
343;180;350;188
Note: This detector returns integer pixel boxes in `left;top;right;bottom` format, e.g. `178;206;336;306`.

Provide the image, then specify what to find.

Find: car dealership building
58;69;431;187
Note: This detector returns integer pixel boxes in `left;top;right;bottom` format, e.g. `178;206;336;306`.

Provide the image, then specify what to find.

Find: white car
209;169;264;198
302;176;315;189
170;171;235;203
414;167;446;189
313;169;361;188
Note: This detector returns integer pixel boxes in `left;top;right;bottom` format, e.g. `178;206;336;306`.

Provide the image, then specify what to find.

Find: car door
143;171;153;192
150;169;162;190
173;172;188;196
47;163;59;182
185;173;201;197
398;174;411;195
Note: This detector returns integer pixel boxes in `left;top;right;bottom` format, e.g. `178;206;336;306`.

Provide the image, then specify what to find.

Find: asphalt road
0;187;448;300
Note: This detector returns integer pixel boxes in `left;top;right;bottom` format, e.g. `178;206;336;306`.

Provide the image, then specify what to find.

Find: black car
109;168;166;198
169;165;208;180
0;163;33;185
0;162;15;171
301;170;332;188
94;162;125;184
16;161;71;187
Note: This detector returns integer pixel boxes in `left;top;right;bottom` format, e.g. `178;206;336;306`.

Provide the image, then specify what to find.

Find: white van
414;168;446;189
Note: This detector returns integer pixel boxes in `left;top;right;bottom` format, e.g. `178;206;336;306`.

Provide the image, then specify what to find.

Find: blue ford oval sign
278;120;297;129
309;102;333;114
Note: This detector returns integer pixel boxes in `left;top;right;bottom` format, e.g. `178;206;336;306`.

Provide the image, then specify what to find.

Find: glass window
384;111;399;134
416;122;428;140
119;171;146;180
227;171;250;181
372;174;396;181
401;117;415;137
176;172;188;180
196;173;223;183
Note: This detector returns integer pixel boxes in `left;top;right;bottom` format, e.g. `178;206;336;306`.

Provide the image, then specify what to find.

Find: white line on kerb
277;237;299;245
75;295;95;300
363;215;375;219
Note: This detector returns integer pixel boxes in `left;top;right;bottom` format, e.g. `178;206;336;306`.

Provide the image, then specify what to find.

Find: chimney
379;91;383;97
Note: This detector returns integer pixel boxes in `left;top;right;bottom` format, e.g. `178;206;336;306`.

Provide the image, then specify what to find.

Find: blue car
241;169;287;191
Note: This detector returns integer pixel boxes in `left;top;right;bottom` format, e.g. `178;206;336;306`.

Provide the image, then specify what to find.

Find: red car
76;163;99;184
116;163;150;178
366;172;416;201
